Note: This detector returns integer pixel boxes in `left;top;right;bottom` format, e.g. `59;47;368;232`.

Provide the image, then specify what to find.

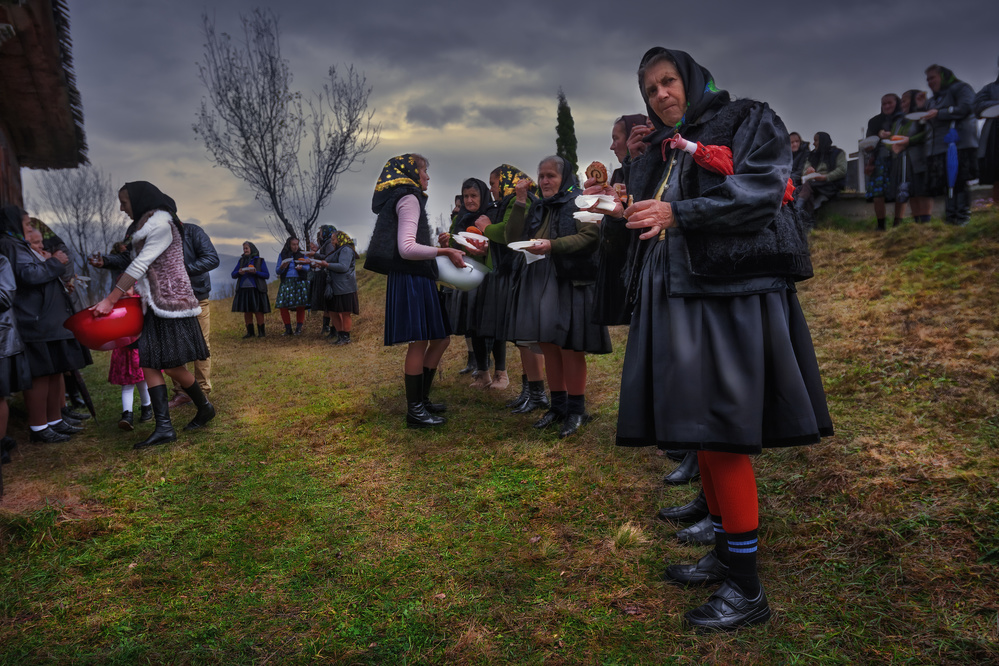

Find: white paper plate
882;139;906;145
981;104;999;119
508;240;543;251
801;172;823;182
452;234;485;250
905;111;931;121
858;136;880;150
573;211;603;223
456;231;488;241
574;194;617;211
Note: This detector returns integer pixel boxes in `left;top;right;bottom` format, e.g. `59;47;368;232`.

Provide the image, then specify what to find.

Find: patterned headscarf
372;154;426;215
491;164;532;199
239;241;260;268
0;206;27;240
318;224;336;247
334;230;357;257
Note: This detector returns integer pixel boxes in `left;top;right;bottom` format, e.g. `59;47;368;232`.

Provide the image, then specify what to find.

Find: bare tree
32;165;127;305
193;9;380;246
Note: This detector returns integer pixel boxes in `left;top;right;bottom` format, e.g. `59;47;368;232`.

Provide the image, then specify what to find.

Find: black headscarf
525;156;578;236
239;241;260;268
279;237;304;262
121;181;181;231
808;132;842;171
0;205;27;240
452;177;492;230
902;89;924;114
638;47;729;140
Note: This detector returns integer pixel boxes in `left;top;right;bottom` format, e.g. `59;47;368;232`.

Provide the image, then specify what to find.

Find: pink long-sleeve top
396;195;437;261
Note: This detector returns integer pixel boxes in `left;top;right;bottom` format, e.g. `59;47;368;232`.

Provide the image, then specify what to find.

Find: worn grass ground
1;211;997;664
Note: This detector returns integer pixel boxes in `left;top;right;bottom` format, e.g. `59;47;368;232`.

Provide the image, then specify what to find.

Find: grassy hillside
1;211;997;664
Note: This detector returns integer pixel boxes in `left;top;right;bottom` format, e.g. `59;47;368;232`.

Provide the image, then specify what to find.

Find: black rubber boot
181;382;216;431
242;324;255;339
134;384;177;449
282;324;294;336
336;331;352;345
422;367;446;414
406;373;444;428
257;324;266;337
663;451;700;485
506;374;529;408
458;351;475;375
294;322;303;335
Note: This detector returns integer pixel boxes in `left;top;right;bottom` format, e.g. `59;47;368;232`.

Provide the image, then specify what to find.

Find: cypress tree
555;88;578;176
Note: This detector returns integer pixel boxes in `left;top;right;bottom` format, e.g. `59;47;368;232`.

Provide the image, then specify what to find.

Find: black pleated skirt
979;121;999;185
383;272;451;346
232;288;271;313
507;256;611;354
0;352;33;396
445;284;478;336
137;309;210;370
472;269;514;340
615;243;833;454
328;291;360;315
23;337;90;378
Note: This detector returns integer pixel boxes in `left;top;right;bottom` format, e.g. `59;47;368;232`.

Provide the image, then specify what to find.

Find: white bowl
436;256;490;291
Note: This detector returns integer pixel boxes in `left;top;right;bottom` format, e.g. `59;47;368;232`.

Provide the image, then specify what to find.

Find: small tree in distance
555;87;578;178
193;8;380;246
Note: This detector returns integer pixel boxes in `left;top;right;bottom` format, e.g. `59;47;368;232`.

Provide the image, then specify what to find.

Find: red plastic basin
63;296;144;351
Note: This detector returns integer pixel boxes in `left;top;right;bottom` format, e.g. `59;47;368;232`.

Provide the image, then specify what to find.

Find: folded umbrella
945;124;959;199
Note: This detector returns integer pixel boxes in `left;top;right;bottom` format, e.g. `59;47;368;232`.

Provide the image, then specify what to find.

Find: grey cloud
469;104;535;129
405;104;466;129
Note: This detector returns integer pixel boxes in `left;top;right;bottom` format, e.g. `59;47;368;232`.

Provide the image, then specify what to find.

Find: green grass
2;211;999;664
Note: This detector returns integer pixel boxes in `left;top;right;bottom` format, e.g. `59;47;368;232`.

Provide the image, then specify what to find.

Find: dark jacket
974;81;999;160
927;78;978;154
600;98;811;311
0;254;24;358
364;187;438;279
104;223;218;300
231;257;269;292
327;245;358;295
0;237;76;343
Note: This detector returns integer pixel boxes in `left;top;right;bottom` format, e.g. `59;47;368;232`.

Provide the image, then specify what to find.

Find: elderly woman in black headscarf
0;206;88;443
863;94;903;230
589;47;832;631
231;241;271;338
93;182;214;448
505;155;611;438
797;131;847;226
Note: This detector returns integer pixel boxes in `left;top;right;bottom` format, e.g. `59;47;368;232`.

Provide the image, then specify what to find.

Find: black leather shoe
514;386;549;414
506;376;529;408
664;449;686;462
663;451;700;485
118;411;134;431
61;416;83;428
677;515;716;546
533;409;564;429
663;550;730;587
51;420;83;436
657;490;709;524
139;405;153;423
558;412;591;438
29;427;71;443
62;406;90;421
683;580;771;631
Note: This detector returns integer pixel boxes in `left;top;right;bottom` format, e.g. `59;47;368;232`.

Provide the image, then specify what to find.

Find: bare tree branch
193;9;380;246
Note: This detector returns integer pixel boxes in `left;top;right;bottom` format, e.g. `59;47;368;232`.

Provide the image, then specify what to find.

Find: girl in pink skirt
108;288;152;431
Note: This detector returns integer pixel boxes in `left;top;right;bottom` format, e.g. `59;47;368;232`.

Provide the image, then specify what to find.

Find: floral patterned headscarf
318;224;336;247
492;164;532;199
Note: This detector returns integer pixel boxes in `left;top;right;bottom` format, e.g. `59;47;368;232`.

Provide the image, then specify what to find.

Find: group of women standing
367;46;834;632
230;226;359;343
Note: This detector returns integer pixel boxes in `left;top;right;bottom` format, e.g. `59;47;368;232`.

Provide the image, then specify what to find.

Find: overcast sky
24;0;999;263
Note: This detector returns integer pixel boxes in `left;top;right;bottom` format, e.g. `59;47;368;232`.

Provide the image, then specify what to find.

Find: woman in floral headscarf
313;229;359;345
364;154;466;428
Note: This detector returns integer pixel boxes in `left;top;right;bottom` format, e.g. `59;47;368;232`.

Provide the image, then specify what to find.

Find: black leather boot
282;324;294;336
663;451;700;485
657;490;709;524
406;373;444;428
506;374;529;408
677;514;716;546
257;324;266;337
422;367;446;414
294;322;303;335
512;381;548;414
336;331;352;345
118;410;134;431
458;351;475;375
242;324;255;339
181;382;216;431
139;404;153;422
134;384;176;449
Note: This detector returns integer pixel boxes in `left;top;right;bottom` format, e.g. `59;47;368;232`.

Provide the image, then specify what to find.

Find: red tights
279;308;306;325
697;451;759;534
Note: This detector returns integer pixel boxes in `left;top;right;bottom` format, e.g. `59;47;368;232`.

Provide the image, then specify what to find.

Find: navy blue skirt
383;272;451;346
